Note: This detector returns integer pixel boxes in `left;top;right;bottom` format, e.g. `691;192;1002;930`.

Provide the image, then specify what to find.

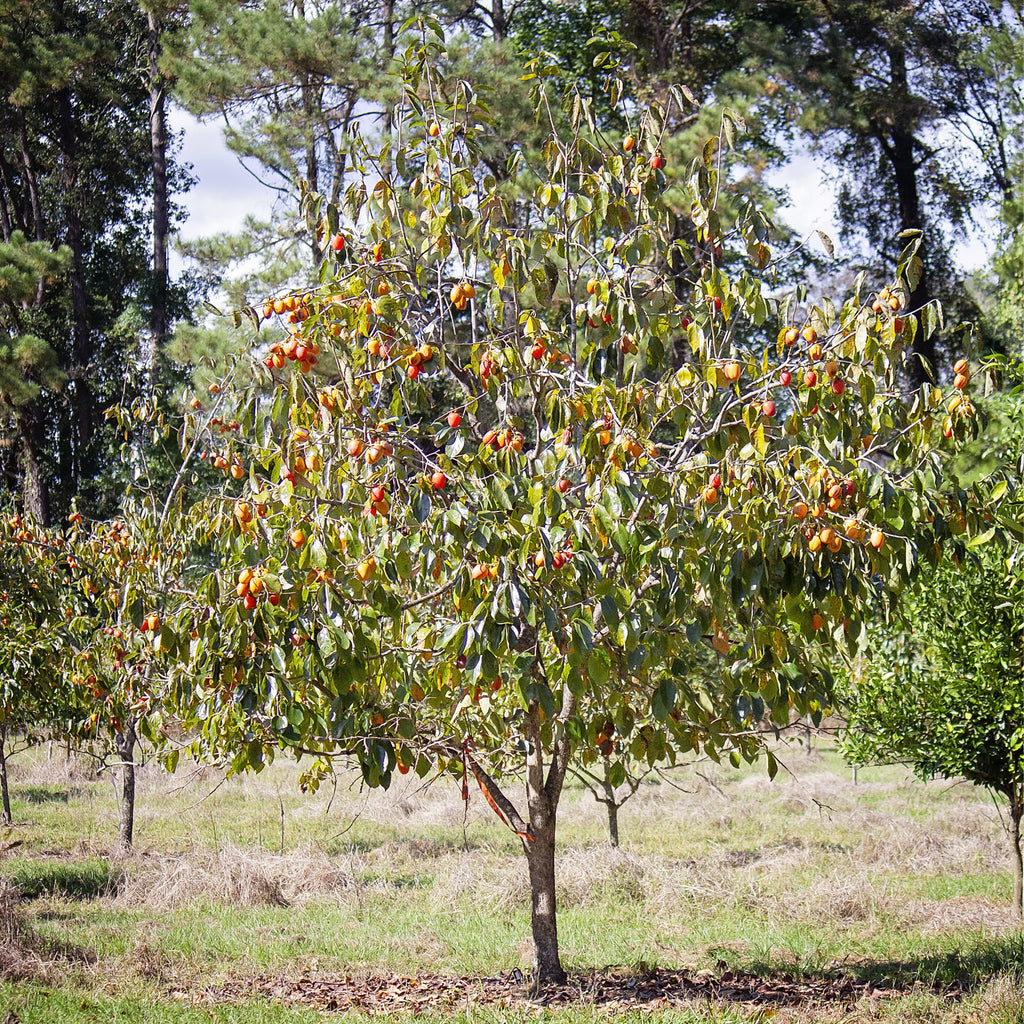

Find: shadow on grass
4;858;122;900
17;785;87;805
711;931;1024;996
852;931;1024;990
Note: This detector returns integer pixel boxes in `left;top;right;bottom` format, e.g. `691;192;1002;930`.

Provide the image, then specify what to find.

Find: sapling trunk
1011;790;1023;923
606;792;620;848
0;724;11;824
114;719;137;852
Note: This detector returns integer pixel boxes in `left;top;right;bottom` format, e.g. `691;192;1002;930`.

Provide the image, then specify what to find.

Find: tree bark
19;117;46;242
523;701;565;984
0;159;13;241
597;756;622;847
491;0;506;42
605;791;620;848
301;72;321;266
14;406;50;526
147;8;169;394
524;810;562;982
521;684;575;984
879;41;936;386
114;719;137;851
57;87;93;477
0;723;12;825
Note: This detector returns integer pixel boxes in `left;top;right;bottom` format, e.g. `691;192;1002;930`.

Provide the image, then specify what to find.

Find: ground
0;735;1021;1023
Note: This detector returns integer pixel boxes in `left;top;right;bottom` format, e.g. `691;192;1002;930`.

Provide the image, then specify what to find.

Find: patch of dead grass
114;845;355;910
910;896;1022;936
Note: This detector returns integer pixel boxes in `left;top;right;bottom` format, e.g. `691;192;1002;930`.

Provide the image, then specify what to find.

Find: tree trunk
19;116;46;241
57;88;93;477
1011;788;1023;924
524;814;562;982
14;406;50;526
0;723;12;825
597;757;621;847
491;0;506;41
881;41;936;386
606;793;620;848
301;72;321;266
0;156;13;241
114;719;137;851
147;9;169;394
522;693;574;984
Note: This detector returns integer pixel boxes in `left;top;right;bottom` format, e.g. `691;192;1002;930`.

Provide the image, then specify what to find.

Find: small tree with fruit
0;514;87;821
117;33;1005;981
0;397;202;849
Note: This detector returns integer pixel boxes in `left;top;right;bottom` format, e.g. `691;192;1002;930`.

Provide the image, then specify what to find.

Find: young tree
0;505;121;824
840;546;1024;922
37;33;1007;980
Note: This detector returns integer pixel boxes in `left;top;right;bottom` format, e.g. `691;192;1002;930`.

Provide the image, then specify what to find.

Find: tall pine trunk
147;8;169;393
881;41;936;387
14;406;50;525
58;88;93;486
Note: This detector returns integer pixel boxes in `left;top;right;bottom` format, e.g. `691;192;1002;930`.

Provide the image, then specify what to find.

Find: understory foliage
840;547;1024;920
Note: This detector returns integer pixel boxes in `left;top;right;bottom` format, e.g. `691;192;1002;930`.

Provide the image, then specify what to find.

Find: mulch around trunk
203;965;966;1015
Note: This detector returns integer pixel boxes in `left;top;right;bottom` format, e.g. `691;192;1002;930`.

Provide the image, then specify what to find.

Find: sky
171;110;275;247
171;108;992;276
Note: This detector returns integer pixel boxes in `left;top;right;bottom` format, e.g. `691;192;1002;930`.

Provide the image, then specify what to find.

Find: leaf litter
204;965;967;1015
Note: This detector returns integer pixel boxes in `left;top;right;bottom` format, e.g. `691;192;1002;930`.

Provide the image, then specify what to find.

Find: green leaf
588;650;610;686
967;527;996;548
651;679;676;722
599;593;619;627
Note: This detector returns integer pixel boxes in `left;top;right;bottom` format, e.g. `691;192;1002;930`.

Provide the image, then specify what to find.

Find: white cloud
170;107;280;242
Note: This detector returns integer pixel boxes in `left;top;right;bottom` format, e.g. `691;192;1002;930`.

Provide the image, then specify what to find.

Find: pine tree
0;0;159;517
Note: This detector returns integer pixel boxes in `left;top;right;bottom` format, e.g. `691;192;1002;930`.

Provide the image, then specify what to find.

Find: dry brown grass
0;880;30;976
114;845;357;910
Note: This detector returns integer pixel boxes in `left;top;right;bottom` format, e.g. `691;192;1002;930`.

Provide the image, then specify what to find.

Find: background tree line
0;0;1019;524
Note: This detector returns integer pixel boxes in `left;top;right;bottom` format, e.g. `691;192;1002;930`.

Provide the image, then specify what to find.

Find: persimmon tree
86;31;1006;981
0;513;85;821
0;393;201;848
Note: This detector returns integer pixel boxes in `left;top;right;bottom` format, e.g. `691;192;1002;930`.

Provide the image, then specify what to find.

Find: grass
0;740;1020;1023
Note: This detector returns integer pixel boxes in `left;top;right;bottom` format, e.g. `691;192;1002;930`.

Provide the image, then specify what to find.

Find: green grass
0;740;1020;1023
5;858;120;899
0;982;331;1023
